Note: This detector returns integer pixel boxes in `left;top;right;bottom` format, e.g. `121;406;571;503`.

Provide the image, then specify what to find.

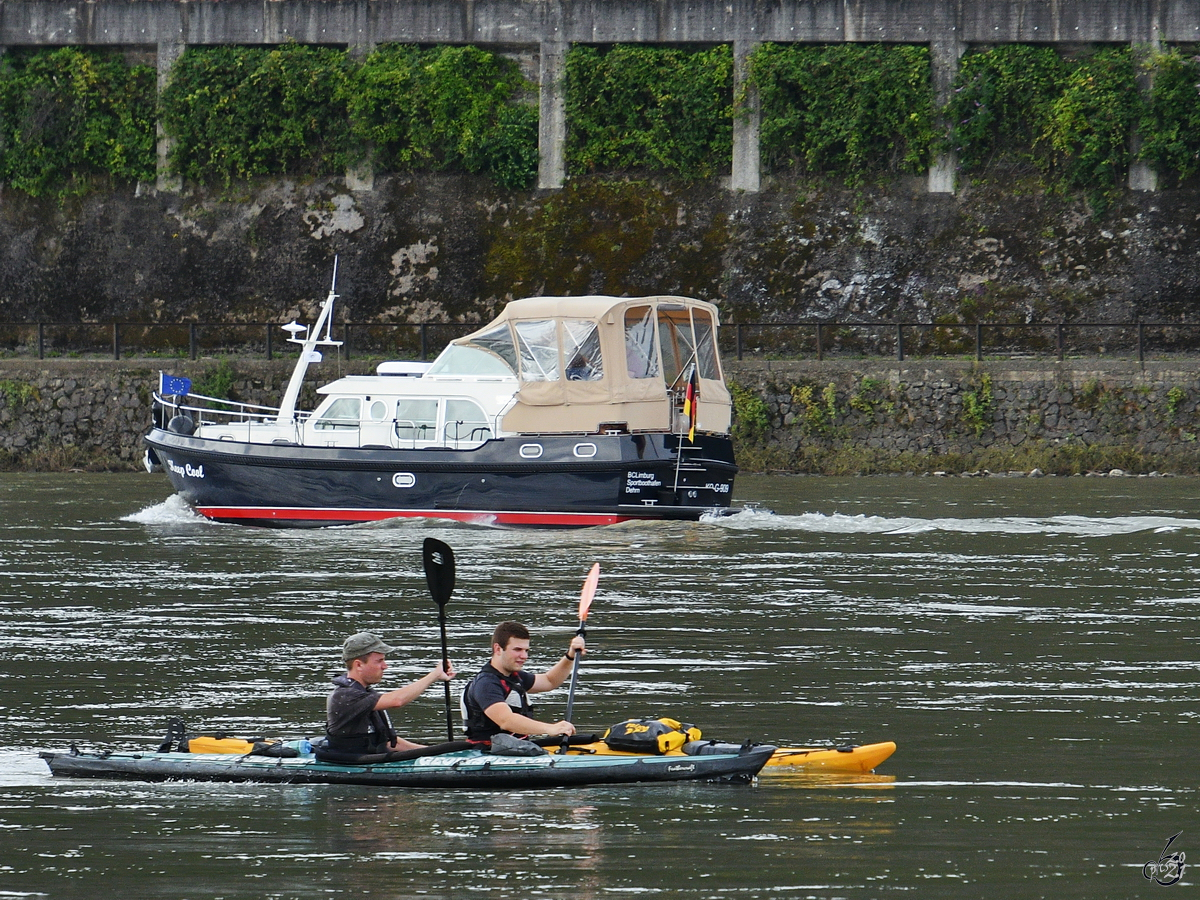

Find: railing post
420;323;428;361
37;323;44;360
112;323;120;360
975;323;982;361
896;324;904;361
1138;321;1145;363
816;323;824;361
189;322;197;360
265;324;272;360
1057;323;1064;362
345;323;352;361
736;324;744;361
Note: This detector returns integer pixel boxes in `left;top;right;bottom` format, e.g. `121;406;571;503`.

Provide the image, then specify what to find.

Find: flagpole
672;363;697;493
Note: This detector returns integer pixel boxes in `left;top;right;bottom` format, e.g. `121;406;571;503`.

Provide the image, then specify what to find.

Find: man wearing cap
326;632;456;753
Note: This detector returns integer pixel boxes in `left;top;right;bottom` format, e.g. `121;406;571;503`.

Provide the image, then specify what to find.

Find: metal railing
3;318;1200;362
0;321;483;361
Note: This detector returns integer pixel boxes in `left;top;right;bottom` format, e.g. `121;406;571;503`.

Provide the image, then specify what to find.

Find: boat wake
122;494;215;527
709;507;1200;536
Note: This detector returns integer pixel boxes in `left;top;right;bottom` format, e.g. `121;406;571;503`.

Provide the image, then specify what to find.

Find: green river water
0;471;1197;898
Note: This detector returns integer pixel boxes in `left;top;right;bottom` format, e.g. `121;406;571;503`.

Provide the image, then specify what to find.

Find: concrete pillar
731;40;761;193
1129;40;1160;192
155;41;185;192
928;38;966;194
538;40;567;190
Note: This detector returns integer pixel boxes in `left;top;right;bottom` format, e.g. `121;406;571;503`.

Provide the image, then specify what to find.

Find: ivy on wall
347;45;537;190
0;48;156;197
749;43;936;185
564;45;734;180
160;45;355;185
10;41;1200;201
1139;49;1200;183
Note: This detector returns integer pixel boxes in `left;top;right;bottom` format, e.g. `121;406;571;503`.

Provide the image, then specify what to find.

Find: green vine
749;43;935;185
0;379;38;406
565;45;733;181
962;373;994;437
1166;385;1188;423
729;381;771;444
790;381;841;435
1139;48;1200;183
0;48;156;197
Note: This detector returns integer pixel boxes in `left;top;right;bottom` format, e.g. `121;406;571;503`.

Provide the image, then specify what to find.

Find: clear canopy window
563;320;604;381
515;320;561;382
466;323;519;374
624;306;660;379
426;343;515;377
657;306;697;387
692;309;719;380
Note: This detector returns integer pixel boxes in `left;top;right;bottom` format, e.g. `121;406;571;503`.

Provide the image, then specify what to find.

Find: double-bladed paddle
560;562;600;753
422;537;456;742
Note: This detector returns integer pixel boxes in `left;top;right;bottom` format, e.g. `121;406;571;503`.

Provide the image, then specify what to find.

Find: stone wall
3;357;1200;474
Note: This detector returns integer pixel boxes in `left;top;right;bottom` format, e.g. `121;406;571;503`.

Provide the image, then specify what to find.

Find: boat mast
275;258;344;425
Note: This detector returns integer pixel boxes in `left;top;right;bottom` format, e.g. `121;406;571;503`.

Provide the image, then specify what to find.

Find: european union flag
160;372;192;396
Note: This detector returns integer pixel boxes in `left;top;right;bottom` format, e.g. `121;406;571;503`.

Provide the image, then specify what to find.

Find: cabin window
624;306;660;379
693;309;719;380
313;397;361;430
368;400;388;421
563;320;604;381
395;397;438;442
515;320;561;382
425;344;515;377
445;399;494;443
466;324;519;374
657;306;696;387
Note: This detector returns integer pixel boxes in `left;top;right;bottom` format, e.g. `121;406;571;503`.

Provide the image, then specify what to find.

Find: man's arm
483;702;575;737
530;635;587;693
375;663;455;711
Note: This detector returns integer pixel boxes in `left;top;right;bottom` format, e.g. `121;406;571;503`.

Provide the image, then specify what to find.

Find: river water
1;471;1197;898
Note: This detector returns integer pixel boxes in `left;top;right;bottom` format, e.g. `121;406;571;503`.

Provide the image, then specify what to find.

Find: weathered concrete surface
1;175;1198;329
0;0;1193;48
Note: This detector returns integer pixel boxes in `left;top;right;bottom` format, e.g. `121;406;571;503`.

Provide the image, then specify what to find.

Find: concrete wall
3;357;1199;474
0;0;1188;192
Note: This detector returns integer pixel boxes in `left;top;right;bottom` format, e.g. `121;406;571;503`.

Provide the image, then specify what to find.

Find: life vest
462;666;533;741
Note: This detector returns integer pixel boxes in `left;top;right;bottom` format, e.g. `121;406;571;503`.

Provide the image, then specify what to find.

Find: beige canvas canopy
449;295;732;435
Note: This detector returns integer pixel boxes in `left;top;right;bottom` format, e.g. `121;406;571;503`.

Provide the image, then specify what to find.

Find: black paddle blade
422;538;455;606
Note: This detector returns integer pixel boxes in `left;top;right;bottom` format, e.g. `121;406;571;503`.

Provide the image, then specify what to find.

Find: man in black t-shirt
326;632;456;753
463;620;587;742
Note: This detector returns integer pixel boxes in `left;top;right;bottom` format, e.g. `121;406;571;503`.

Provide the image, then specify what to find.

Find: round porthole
370;400;387;421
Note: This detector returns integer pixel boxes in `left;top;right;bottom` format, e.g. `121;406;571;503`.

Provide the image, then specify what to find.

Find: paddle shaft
438;607;453;742
563;621;587;724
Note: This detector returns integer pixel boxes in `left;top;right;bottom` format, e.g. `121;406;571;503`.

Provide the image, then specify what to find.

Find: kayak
39;740;776;790
568;740;896;774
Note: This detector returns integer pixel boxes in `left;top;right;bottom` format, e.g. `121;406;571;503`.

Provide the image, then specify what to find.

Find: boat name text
168;460;205;479
624;471;662;494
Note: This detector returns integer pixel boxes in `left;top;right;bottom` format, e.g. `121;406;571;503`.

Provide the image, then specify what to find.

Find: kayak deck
40;743;776;790
567;740;896;774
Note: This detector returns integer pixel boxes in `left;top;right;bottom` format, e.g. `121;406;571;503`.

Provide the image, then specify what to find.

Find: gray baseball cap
342;632;396;662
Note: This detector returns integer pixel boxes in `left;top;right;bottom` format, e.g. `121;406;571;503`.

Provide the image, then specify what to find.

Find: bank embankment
3;357;1199;475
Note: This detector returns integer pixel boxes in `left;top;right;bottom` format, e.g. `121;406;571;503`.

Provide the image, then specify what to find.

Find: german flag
682;364;699;441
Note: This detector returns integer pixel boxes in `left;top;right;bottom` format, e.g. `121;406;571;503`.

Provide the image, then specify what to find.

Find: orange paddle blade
578;563;600;621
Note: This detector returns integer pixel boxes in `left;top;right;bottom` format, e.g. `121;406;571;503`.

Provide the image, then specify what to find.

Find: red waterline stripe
196;506;636;527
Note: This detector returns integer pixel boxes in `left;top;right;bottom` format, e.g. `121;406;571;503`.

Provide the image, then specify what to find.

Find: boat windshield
425;343;514;377
693;309;719;380
313;397;361;430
